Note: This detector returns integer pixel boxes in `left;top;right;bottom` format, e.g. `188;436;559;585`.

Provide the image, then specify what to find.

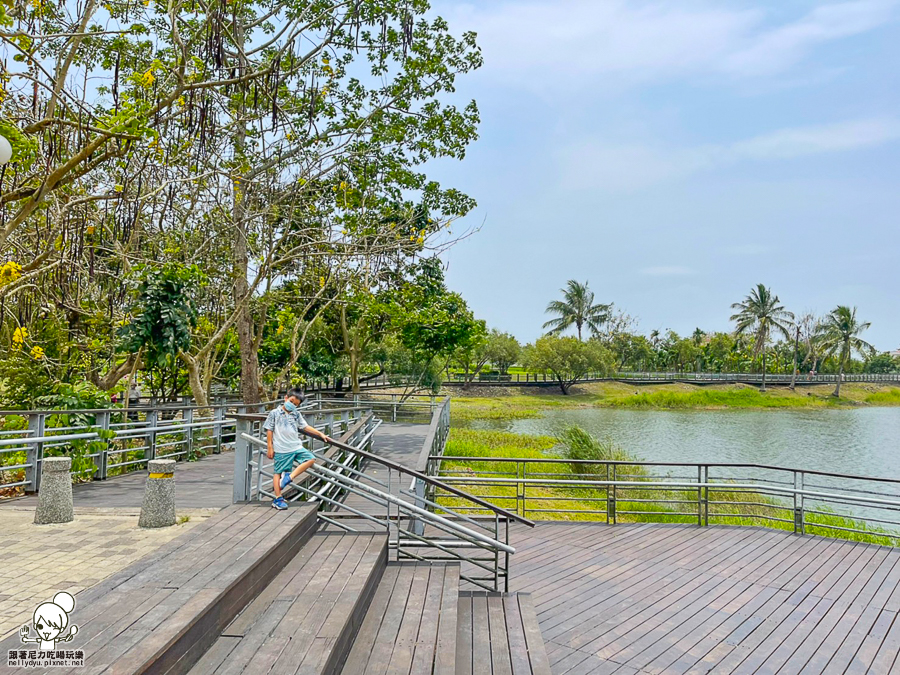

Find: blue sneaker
272;497;288;510
280;473;293;490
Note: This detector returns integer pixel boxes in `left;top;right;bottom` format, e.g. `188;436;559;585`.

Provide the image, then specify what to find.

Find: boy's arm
266;429;274;459
303;425;332;444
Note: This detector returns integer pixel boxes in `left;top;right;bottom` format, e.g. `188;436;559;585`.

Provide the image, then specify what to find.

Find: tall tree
817;306;875;397
543;280;610;341
729;284;794;392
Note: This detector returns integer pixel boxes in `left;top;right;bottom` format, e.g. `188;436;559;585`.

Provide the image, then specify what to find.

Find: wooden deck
503;522;900;675
191;532;387;675
343;562;458;674
456;591;553;675
0;503;319;675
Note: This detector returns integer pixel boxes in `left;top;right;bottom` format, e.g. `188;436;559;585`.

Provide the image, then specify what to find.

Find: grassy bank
446;381;900;422
438;427;900;547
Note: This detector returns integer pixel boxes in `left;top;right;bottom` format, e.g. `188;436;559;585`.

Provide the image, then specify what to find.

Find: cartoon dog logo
19;592;79;651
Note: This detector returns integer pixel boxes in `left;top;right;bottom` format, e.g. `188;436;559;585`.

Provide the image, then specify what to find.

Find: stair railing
236;412;533;591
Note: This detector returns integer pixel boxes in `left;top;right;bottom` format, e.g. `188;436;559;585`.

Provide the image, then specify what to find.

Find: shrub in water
556;425;642;475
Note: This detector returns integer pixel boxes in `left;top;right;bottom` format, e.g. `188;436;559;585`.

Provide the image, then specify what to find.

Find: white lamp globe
0;135;12;165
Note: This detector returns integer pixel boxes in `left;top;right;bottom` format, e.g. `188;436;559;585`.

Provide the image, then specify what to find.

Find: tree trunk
181;354;209;407
92;354;139;391
761;349;767;392
790;327;799;391
834;344;847;397
231;21;261;406
349;345;360;393
557;375;569;395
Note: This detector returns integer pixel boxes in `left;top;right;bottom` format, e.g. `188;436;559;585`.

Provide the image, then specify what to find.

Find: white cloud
723;1;897;76
640;266;697;276
731;117;900;160
444;0;897;89
559;117;900;191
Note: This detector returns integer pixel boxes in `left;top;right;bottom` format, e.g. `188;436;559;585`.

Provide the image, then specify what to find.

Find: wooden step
0;503;320;675
342;562;460;675
456;592;552;675
189;532;387;675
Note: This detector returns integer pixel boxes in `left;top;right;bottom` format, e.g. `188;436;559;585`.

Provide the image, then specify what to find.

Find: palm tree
543;280;610;341
730;284;794;391
816;306;875;397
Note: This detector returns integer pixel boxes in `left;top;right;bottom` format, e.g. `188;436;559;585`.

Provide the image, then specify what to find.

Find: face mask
283;400;297;412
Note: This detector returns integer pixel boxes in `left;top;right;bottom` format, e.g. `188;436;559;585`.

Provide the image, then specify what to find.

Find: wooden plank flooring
0;503;319;675
456;592;552;675
189;532;386;675
502;523;900;675
342;562;459;675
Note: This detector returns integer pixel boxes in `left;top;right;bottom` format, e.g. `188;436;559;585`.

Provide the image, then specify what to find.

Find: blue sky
427;0;900;351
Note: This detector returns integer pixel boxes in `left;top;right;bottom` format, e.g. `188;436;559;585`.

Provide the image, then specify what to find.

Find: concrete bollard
34;456;74;525
138;459;176;528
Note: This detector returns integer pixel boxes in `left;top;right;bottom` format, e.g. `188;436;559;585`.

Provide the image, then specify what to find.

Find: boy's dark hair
285;387;305;402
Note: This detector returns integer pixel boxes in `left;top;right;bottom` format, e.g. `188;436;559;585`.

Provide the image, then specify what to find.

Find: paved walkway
0;508;209;640
0;452;236;511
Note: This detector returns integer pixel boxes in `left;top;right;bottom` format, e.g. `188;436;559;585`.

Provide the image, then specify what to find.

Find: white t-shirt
263;406;308;453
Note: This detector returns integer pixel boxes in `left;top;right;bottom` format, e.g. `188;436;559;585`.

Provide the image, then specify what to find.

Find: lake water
473;407;900;481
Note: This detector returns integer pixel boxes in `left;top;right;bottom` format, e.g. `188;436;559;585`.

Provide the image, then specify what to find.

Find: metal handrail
325;435;533;527
237;414;517;590
431;456;900;486
430;455;900;543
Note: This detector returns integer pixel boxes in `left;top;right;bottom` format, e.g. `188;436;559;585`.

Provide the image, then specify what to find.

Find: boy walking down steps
264;388;333;510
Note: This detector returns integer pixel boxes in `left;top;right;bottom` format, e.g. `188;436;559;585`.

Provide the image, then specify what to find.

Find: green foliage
865;389;900;404
730;284;794;387
523;335;614;393
119;263;202;367
817;306;875;396
865;353;900;374
555;426;641;474
35;382;114;411
0;354;54;409
604;388;838;409
483;330;520;374
543;280;611;340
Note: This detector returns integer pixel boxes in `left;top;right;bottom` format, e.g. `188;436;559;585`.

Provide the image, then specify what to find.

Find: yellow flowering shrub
0;261;22;285
12;326;27;348
30;345;44;360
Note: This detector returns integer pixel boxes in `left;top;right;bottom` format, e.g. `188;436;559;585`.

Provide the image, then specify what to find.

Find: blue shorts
273;449;315;473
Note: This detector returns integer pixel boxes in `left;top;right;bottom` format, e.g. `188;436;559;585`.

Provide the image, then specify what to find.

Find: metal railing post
25;412;45;493
703;466;709;526
183;407;194;459
145;409;158;462
391;394;397;422
504;517;510;593
794;471;805;535
494;512;500;591
609;464;617;524
233;418;253;502
412;476;426;536
213;407;224;454
96;411;111;480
